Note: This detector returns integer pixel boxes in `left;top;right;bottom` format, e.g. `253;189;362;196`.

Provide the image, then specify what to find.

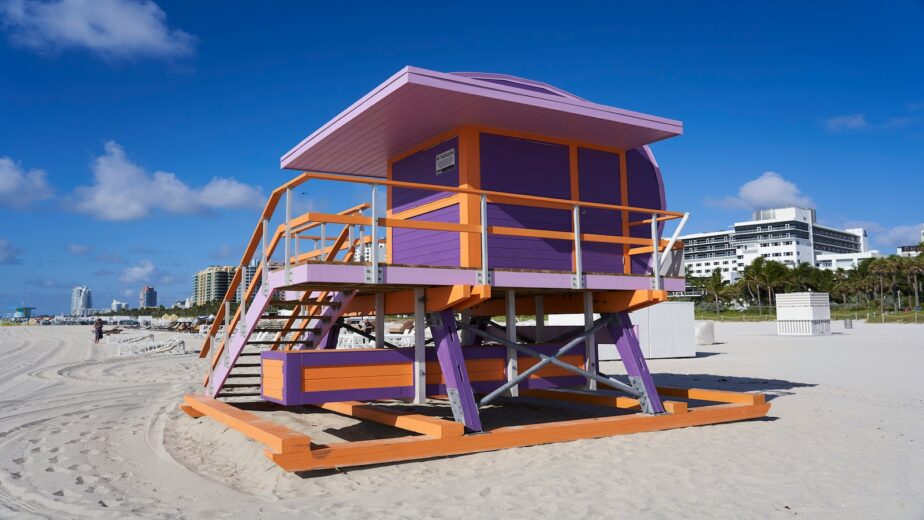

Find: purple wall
626;147;665;274
391;137;459;213
391;204;461;266
480;133;572;271
577;147;623;273
390;137;461;267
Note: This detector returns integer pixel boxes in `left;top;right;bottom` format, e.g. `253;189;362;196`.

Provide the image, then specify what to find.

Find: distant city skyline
1;2;922;314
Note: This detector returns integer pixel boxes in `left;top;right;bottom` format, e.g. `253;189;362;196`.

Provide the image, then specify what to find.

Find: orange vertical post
458;126;482;268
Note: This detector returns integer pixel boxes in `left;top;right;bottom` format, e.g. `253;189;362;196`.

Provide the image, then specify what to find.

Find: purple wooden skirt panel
426;375;585;396
262;344;591;406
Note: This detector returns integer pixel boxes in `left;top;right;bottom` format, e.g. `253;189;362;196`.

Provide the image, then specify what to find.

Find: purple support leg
471;316;489;347
319;324;341;349
428;309;482;432
605;312;665;414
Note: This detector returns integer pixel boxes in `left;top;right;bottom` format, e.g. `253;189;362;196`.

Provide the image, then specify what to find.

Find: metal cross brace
456;314;640;406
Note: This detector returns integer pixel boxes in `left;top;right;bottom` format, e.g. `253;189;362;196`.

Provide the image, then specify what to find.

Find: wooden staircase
197;193;371;400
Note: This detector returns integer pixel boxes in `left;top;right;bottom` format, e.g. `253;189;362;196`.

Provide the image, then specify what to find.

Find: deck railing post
348;224;354;258
480;193;490;284
224;301;230;336
321;223;326;256
535;295;545;342
239;286;247;338
285;188;292;284
572;205;584;289
367;184;381;283
261;218;269;296
651;212;661;290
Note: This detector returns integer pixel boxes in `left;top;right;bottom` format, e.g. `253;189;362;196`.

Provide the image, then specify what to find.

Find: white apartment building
682;207;869;281
111;299;128;312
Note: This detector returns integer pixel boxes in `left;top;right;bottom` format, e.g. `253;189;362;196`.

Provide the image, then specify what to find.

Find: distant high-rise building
194;266;236;305
71;286;91;316
139;286;157;308
111;299;128;312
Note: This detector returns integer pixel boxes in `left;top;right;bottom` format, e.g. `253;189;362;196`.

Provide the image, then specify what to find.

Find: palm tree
763;260;791;305
869;258;890;315
703;268;727;313
743;257;767;313
906;256;923;311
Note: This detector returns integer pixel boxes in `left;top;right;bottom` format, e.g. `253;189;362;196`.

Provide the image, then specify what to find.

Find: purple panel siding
480;133;573;271
486;204;572;270
297;387;415;405
391;204;460;266
626;147;666;274
577;147;624;273
391;137;459;213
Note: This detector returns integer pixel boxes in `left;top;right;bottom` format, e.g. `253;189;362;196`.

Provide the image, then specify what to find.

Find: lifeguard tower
181;67;770;472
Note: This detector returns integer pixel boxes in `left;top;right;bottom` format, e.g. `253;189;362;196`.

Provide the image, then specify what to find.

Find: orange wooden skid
180;388;770;473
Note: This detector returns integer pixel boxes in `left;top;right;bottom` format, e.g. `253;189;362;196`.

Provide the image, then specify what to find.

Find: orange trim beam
268;400;771;472
316;401;464;438
180;394;310;455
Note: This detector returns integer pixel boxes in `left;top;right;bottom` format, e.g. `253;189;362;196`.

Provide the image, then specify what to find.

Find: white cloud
707;171;813;211
119;259;156;283
843;220;924;249
824;114;868;132
0;238;23;264
72;141;264;220
210;244;236;260
67;243;91;255
0;156;52;208
119;259;179;287
0;0;195;60
879;224;924;249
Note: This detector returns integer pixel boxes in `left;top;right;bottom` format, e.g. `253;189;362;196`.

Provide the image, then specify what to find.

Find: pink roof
281;66;683;178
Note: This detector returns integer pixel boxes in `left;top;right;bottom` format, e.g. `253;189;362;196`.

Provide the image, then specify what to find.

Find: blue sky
1;1;922;314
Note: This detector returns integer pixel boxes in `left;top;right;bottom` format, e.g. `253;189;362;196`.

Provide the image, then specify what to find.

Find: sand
0;321;922;519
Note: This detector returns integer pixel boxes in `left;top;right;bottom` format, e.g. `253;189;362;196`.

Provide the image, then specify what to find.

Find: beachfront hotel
681;207;875;281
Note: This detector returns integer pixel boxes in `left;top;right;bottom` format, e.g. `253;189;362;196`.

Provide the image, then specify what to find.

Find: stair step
247;340;314;345
217;392;262;398
268;299;340;308
238;352;262;356
226;373;260;378
251;327;321;333
303;299;342;308
233;363;261;368
222;383;262;389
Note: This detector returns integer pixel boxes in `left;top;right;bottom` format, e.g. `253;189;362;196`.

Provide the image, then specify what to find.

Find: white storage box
775;292;831;336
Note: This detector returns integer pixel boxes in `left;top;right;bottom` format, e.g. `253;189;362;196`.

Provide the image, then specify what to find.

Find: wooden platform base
180;388;770;473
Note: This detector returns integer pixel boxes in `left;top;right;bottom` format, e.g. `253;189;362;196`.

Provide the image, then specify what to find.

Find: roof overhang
281;66;683;178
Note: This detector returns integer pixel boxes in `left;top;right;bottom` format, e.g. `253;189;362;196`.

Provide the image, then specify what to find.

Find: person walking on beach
93;318;104;344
